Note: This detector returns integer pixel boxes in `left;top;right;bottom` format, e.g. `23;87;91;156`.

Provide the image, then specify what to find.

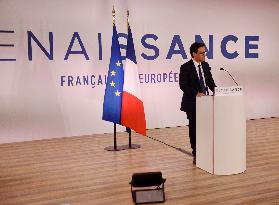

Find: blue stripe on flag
126;26;137;64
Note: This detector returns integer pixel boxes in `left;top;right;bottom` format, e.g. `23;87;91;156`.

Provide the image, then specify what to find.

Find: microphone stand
220;68;239;86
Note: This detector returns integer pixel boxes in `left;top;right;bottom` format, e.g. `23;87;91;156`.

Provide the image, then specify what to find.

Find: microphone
220;67;239;86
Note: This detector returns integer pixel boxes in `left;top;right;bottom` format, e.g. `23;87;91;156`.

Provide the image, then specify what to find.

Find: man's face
193;46;206;62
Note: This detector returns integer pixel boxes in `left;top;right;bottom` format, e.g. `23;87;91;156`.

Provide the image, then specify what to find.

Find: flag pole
104;6;125;151
121;9;141;150
127;10;132;149
105;122;124;151
129;129;131;148
112;5;115;25
112;6;118;151
114;123;117;149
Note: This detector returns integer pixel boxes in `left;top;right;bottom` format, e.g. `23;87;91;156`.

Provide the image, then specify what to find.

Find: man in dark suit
179;42;216;164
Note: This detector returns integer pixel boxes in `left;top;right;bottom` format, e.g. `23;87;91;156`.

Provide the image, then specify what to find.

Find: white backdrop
1;0;279;143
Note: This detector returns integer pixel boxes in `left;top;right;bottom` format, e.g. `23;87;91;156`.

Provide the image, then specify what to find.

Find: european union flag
102;25;124;124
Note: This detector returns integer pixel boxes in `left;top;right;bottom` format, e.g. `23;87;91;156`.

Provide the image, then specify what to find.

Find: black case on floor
129;172;166;204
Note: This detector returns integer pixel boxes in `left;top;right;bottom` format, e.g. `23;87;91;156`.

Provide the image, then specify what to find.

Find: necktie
198;64;207;94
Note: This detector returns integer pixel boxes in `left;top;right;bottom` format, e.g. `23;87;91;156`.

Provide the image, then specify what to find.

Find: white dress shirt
192;59;207;88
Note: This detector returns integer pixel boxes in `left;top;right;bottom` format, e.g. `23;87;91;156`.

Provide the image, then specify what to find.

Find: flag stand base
104;146;127;151
104;124;141;151
121;144;141;149
104;144;141;151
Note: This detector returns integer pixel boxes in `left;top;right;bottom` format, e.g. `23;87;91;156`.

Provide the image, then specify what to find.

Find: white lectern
196;86;246;175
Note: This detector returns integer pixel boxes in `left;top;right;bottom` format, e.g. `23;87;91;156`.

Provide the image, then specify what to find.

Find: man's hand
197;92;206;97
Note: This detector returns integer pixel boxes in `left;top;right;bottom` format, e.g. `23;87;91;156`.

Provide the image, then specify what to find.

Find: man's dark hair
190;42;206;57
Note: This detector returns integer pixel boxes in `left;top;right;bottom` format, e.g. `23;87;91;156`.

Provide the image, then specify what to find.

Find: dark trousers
185;102;196;156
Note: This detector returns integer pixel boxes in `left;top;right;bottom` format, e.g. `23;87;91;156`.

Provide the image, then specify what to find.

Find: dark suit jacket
179;59;216;113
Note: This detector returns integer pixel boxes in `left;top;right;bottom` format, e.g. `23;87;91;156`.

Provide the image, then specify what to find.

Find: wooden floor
0;118;278;205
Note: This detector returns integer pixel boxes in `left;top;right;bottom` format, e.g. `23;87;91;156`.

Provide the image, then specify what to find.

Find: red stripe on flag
121;91;146;136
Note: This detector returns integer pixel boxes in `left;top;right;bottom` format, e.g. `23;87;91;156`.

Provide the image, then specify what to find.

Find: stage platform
0;118;278;205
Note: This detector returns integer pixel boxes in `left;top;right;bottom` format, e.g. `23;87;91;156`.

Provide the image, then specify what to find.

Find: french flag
121;25;146;136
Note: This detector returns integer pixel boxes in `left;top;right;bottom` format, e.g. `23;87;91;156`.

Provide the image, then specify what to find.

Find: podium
196;86;246;175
